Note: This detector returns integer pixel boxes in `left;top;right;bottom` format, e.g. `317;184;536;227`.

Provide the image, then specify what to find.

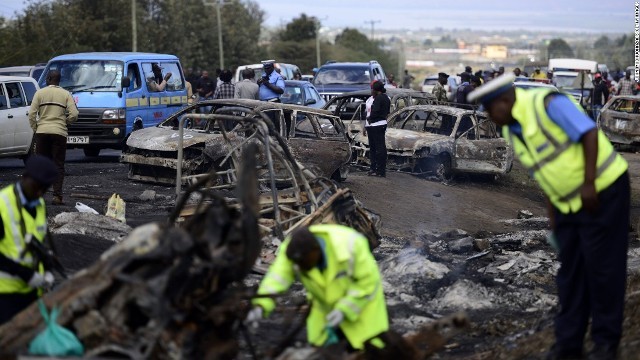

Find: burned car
351;104;513;180
121;99;352;184
599;95;640;148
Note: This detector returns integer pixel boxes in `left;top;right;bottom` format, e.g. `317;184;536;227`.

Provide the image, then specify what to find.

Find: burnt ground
1;149;640;358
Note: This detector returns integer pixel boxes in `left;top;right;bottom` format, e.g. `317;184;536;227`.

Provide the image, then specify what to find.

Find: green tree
279;13;316;42
547;38;574;59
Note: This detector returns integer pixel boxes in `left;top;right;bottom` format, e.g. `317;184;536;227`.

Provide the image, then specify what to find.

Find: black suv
312;61;387;102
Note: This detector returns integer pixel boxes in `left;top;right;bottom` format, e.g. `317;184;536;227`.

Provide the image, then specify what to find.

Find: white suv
0;76;39;161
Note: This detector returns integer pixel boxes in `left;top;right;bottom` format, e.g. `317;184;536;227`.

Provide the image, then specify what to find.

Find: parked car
0;64;46;80
312;61;387;102
121;99;352;184
0;76;39;162
281;80;326;109
351;104;513;180
301;75;314;82
599;95;640;148
421;75;438;93
233;63;301;83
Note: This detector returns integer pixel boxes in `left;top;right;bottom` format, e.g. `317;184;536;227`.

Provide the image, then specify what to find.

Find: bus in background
38;52;187;157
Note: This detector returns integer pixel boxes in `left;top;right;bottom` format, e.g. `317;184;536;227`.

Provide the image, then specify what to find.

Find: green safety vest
505;88;628;214
0;184;47;293
252;224;389;349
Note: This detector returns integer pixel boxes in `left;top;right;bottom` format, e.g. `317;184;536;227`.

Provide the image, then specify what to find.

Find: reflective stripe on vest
0;192;28;264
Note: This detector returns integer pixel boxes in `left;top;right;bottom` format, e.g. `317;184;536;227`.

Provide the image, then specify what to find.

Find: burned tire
434;154;453;182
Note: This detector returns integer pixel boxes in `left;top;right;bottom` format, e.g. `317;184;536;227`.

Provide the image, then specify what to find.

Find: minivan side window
142;62;185;92
21;81;37;105
0;85;7;109
127;63;142;91
5;82;25;108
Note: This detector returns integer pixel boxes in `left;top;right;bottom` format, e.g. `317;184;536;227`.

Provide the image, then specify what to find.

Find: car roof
0;66;36;71
319;62;376;69
393;104;486;116
332;88;421;98
48;52;179;62
0;75;39;82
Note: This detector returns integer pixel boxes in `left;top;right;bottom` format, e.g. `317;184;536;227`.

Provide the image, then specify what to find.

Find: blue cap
467;73;516;106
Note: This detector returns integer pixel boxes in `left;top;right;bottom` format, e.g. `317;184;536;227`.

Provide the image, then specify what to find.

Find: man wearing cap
590;72;609;121
257;60;285;102
432;73;449;102
469;74;629;360
364;80;391;177
0;155;58;324
246;225;389;350
29;70;79;206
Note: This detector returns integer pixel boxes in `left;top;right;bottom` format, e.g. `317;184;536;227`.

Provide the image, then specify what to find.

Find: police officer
468;74;629;360
246;225;389;350
0;155;58;325
257;60;285;102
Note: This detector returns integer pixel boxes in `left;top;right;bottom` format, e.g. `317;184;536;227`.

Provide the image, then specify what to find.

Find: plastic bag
28;300;84;356
74;202;98;215
105;193;126;223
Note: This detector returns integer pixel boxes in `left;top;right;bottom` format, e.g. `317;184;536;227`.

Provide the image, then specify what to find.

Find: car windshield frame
41;60;125;93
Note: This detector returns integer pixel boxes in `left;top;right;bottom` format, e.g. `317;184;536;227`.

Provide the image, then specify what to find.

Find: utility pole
204;0;227;69
364;20;381;41
131;0;137;51
315;16;328;69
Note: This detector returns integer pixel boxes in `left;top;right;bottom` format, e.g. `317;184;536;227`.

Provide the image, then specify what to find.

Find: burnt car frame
121;99;352;184
599;95;640;148
351;104;513;180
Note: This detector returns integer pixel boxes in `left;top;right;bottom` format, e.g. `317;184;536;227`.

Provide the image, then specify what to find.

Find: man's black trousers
366;125;387;175
554;172;630;353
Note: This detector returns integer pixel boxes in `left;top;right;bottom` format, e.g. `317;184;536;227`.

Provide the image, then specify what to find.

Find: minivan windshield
314;66;371;85
40;60;124;93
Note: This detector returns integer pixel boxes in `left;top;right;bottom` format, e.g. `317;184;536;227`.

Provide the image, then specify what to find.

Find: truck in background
548;58;598;107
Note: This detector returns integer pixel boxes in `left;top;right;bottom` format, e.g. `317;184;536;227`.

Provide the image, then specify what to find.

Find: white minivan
0;76;39;161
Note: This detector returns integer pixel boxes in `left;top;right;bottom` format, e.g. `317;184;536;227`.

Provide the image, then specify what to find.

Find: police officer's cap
438;72;449;79
24;155;58;187
261;60;276;67
467;73;516;106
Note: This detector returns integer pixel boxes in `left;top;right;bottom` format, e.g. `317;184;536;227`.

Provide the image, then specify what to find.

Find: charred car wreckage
122;99;352;185
0;109;389;358
350;104;513;180
599;95;640;148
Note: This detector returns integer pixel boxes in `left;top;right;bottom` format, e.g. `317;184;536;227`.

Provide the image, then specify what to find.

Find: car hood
126;127;218;151
355;128;449;150
313;84;369;94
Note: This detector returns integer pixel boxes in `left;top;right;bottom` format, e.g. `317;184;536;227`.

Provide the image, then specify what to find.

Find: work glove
326;309;344;328
245;306;263;329
28;272;54;289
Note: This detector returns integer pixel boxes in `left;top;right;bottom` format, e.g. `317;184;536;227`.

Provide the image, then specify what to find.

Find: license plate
67;136;89;144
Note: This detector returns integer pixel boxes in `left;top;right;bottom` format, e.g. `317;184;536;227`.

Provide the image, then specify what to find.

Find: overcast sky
0;0;634;33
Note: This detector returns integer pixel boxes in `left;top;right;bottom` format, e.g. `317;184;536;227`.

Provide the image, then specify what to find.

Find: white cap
467;73;516;105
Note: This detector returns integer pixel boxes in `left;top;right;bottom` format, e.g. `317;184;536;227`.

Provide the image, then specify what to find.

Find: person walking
590;73;609;122
196;70;216;113
617;70;636;96
246;225;389;350
364;80;390;177
28;70;78;205
213;69;235;99
234;69;259;100
432;72;449;102
0;155;58;325
257;60;285;102
402;69;415;89
468;74;629;360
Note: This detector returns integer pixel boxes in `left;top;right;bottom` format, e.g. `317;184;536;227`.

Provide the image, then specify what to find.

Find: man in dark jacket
364;81;391;177
591;73;609;121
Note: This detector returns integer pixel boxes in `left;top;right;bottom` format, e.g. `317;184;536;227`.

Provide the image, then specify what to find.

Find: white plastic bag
74;202;98;215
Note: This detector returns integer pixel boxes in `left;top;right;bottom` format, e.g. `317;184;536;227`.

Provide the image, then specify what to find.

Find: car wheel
434;154;453;182
83;147;101;157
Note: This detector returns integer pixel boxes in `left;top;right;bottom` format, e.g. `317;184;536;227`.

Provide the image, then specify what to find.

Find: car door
288;112;351;178
453;116;511;174
15;81;37;153
0;83;11;154
4;82;30;155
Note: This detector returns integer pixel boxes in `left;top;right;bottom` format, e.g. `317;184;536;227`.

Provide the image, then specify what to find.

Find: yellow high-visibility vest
253;224;388;349
0;184;47;293
505;88;628;213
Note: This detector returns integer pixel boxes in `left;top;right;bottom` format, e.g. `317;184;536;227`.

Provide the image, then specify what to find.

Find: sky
0;0;634;33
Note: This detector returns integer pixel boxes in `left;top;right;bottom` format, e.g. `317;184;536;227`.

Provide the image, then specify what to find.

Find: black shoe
545;344;584;360
587;344;617;360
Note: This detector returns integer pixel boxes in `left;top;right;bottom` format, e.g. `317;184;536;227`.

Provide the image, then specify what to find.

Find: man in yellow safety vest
0;155;58;324
468;74;629;360
246;224;388;350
